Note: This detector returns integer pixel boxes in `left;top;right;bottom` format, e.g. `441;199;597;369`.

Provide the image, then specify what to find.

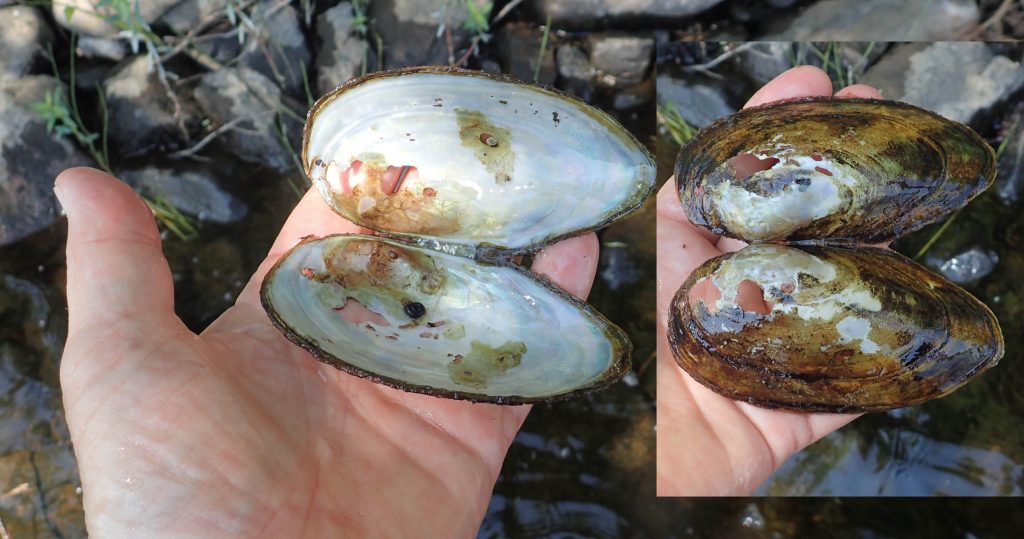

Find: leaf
64;5;76;23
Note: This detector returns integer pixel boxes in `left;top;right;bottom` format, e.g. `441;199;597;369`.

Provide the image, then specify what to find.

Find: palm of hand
656;67;884;495
59;171;597;536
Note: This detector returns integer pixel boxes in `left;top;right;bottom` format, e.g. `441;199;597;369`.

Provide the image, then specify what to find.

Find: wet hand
656;66;882;495
57;168;597;536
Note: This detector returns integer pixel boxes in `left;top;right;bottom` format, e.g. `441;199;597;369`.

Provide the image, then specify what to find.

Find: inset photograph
657;41;1024;495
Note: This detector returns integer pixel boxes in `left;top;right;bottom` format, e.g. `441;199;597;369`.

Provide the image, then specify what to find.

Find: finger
532;233;599;300
56;167;177;335
835;83;884;100
745;65;833;108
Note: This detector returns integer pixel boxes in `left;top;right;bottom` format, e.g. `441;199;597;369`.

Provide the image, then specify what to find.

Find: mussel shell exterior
676;98;996;243
261;234;631;403
303;66;656;253
668;244;1004;412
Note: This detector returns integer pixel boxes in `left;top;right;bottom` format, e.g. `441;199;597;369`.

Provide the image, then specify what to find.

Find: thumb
56;167;177;338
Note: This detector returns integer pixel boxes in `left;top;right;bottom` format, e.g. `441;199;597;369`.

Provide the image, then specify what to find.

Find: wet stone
587;35;654;88
192;66;298;174
532;0;725;27
0;6;52;81
315;2;372;95
926;246;1000;284
731;42;792;85
370;0;472;68
900;42;1024;124
52;0;180;37
765;0;978;40
75;35;129;61
997;104;1024;205
120;167;248;224
494;23;556;85
0;76;93;247
105;55;196;157
556;44;595;101
656;75;734;128
236;0;311;97
161;0;240;64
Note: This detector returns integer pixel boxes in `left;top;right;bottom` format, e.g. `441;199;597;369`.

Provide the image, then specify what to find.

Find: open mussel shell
261;234;631;403
668;244;1004;413
303;66;655;253
676;98;996;243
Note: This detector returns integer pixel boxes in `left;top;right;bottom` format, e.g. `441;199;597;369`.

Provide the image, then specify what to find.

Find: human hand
656;66;884;495
57;167;598;536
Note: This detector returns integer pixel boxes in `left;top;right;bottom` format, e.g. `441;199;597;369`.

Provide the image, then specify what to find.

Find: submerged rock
0;76;93;247
120;167;248;224
926;246;1000;284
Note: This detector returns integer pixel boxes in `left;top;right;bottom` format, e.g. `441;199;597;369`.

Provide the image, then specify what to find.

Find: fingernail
54;181;69;217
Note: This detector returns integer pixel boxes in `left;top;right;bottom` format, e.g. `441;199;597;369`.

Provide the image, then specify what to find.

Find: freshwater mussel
262;67;656;403
669;97;1004;413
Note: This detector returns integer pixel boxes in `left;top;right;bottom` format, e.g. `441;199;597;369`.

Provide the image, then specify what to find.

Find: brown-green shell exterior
668;245;1004;413
676;97;996;243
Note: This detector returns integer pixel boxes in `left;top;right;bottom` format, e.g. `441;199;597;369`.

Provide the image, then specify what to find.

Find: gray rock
160;0;240;64
901;43;1024;124
494;23;556;85
161;0;228;33
556;44;595;100
533;0;724;26
236;0;311;97
557;44;594;82
370;0;472;68
656;75;734;128
733;42;792;85
997;104;1024;205
587;35;653;88
0;6;52;81
75;35;129;61
52;0;180;37
120;167;247;223
315;2;371;95
766;0;977;41
925;246;1000;284
0;76;93;247
858;43;930;100
192;66;296;173
105;55;193;157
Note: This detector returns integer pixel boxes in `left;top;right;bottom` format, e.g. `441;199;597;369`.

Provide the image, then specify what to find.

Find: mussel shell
303;66;655;253
261;234;631;403
668;244;1004;412
676;98;996;243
